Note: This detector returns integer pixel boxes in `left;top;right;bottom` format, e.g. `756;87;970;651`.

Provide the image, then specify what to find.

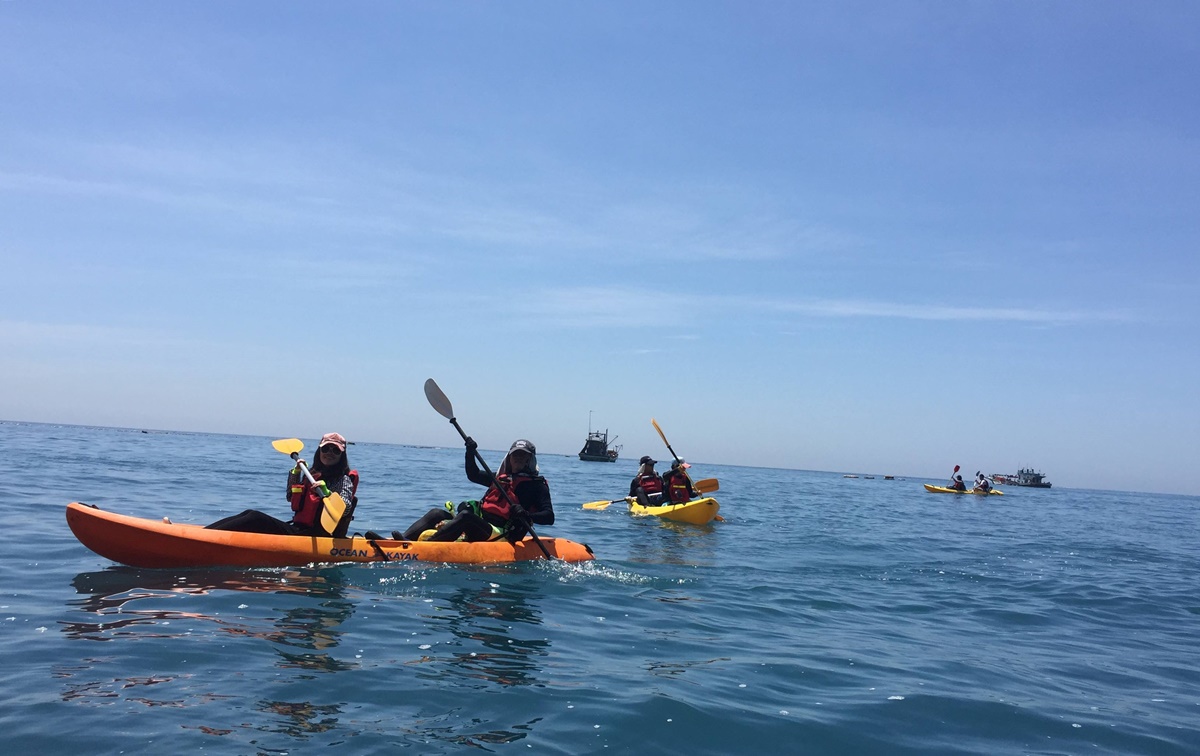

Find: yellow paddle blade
582;499;616;510
651;418;670;447
319;491;347;535
272;438;304;455
695;478;719;493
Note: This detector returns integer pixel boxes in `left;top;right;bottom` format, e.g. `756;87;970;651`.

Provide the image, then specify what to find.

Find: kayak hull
66;502;594;568
923;484;1004;496
627;496;721;524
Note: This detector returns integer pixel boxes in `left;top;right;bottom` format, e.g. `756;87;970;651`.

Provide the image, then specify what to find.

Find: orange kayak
66;502;595;568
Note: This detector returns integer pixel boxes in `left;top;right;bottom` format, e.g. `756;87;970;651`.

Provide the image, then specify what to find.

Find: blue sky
2;2;1197;495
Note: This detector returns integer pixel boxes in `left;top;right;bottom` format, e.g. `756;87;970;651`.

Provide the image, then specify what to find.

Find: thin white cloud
508;286;1133;329
2;134;858;267
514;287;693;328
765;298;1137;325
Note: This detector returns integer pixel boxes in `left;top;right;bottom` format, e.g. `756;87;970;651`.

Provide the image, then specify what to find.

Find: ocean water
1;420;1198;755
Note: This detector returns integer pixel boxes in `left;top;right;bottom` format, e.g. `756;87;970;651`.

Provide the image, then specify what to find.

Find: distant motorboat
992;469;1052;488
578;412;620;463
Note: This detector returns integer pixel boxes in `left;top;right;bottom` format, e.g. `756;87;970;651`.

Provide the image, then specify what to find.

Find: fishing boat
578;412;620;462
65;502;595;567
992;469;1052;488
1016;468;1052;488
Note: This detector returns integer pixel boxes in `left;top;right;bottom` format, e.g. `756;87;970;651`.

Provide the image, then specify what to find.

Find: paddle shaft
290;453;322;490
425;380;553;560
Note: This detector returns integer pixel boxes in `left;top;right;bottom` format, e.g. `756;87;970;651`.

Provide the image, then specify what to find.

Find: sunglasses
319;445;342;455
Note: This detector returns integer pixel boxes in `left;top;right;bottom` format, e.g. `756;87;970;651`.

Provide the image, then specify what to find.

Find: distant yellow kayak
923;484;1004;496
627;496;721;524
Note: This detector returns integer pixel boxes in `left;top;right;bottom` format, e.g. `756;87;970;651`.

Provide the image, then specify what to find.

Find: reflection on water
57;568;362;744
257;700;343;736
63;566;357;673
625;516;721;567
58;564;562;749
411;577;550;689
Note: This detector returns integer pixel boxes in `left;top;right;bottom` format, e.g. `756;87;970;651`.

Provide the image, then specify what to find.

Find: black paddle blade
424;378;454;419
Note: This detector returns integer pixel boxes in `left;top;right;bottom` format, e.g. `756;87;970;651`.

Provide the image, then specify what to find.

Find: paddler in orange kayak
391;437;554;542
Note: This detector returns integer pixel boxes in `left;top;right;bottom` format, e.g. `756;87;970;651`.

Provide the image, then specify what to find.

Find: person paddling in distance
206;432;359;537
973;471;993;493
948;473;967;491
629;455;666;508
393;437;554;542
662;459;698;504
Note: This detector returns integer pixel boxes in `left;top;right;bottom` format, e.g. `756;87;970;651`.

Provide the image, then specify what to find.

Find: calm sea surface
1;421;1197;755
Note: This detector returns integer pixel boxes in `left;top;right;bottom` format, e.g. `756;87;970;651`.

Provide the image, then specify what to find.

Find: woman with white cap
207;432;358;537
629;455;666;507
392;437;553;542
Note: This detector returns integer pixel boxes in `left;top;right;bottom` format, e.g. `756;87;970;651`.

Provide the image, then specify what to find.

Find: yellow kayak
626;496;721;524
923;484;1004;496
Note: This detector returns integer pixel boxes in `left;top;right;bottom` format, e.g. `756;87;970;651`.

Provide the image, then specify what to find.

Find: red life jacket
665;472;691;504
291;469;359;530
480;474;516;520
480;473;534;521
635;473;664;495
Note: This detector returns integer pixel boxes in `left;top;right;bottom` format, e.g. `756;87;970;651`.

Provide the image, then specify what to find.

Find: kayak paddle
423;378;554;561
582;478;720;510
272;438;347;536
582;496;630;511
651;416;711;491
651;418;682;465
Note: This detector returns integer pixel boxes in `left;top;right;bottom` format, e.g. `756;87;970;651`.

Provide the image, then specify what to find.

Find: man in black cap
629;455;666;508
